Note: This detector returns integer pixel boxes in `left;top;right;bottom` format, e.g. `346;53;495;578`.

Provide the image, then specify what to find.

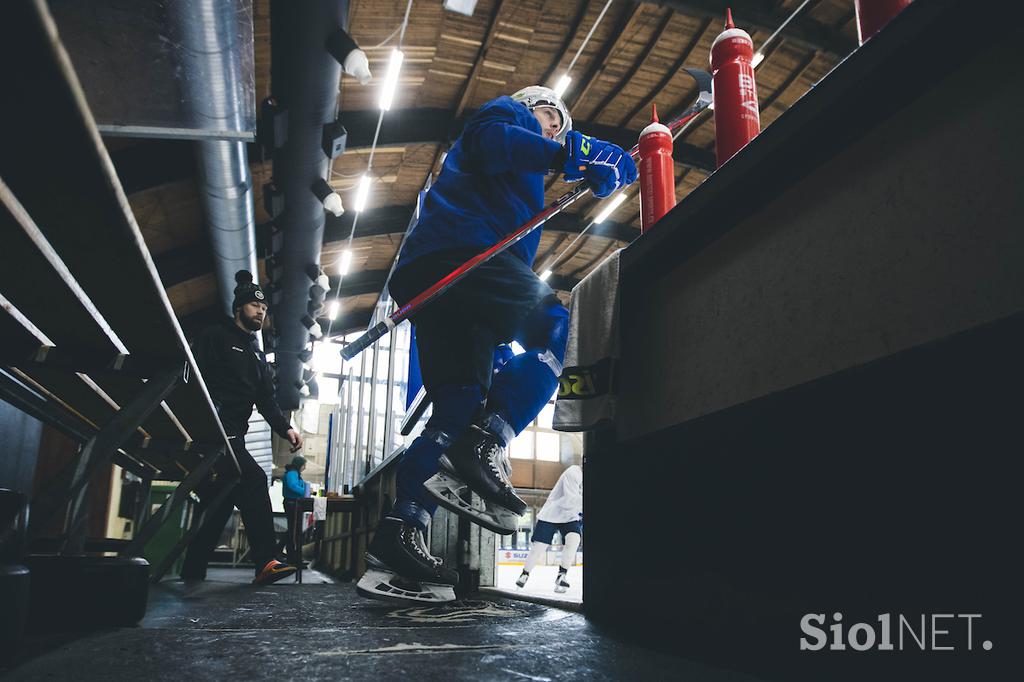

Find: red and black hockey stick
342;70;712;361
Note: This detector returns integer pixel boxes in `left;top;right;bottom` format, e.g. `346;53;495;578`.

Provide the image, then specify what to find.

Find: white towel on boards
553;249;621;432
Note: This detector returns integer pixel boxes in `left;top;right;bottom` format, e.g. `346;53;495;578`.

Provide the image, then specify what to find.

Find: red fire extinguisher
710;8;760;168
855;0;913;44
638;103;675;234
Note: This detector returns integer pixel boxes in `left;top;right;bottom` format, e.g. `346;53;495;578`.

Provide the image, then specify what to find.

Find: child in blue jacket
283;455;310;500
358;86;635;604
282;455;310;565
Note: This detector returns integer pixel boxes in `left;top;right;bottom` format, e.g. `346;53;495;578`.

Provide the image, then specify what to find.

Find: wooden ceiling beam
342;108;461;146
453;0;508;119
105;139;196;195
618;15;711;127
323;269;391;298
567;238;619;279
633;0;855;57
759;50;819;112
543;227;590;272
534;232;569;271
586;8;675;122
565;3;644;110
540;0;590;87
316;306;374;338
321;204;415;243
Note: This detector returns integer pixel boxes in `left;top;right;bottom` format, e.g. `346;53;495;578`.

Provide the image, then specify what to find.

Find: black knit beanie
232;270;267;311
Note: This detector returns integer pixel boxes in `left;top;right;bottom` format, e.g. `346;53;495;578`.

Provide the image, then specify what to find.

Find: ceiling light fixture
553;74;572;98
594;192;628;224
354;174;371;212
379;48;405;111
551;0;614;99
338;249;353;276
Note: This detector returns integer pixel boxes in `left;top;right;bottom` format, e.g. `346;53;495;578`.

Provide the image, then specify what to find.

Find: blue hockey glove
561;131;637;198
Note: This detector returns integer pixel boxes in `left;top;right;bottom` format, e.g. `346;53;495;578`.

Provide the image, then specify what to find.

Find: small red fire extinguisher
638;103;675;234
710;8;760;168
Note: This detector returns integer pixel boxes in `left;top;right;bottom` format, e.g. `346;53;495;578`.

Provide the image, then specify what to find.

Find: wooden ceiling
113;0;860;335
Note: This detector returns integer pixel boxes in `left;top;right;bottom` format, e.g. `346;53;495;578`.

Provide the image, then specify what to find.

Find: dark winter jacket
190;319;292;438
396;96;562;271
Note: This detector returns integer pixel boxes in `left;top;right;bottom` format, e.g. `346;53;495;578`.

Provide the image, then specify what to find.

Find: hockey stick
342;70;713;361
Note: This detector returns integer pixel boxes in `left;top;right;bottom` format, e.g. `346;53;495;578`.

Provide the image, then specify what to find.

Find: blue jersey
396;96;562;271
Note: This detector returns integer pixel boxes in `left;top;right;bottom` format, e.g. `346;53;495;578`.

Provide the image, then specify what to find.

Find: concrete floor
2;568;766;681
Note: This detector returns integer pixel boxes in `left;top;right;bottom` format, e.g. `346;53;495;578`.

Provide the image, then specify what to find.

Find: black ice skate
356;517;458;604
516;570;529;588
424;424;527;534
554;568;570;594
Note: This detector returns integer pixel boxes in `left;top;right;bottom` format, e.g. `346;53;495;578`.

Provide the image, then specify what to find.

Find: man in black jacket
180;271;303;585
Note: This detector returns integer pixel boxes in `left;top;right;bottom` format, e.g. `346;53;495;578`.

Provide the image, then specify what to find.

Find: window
537;403;554;429
535;431;560;462
505;387;562;461
313;340;342;376
510;433;533;459
319;376;339;403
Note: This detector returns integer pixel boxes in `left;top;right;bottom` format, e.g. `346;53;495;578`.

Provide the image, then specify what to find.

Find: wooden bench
0;0;239;585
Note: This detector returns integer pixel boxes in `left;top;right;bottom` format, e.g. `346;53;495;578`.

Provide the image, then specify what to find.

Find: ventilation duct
169;0;273;477
167;0;259;316
267;0;351;409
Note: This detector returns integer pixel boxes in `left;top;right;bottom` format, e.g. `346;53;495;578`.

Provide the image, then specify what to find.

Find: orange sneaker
252;559;297;585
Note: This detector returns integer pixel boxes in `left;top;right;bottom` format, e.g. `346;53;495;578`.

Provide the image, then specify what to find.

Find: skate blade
424;471;519;535
554;585;568;594
356;569;456;605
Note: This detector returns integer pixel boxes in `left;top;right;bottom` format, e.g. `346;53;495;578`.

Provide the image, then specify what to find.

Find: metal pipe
168;0;258;316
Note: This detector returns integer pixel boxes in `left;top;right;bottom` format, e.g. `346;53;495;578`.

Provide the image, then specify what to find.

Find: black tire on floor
24;555;150;632
0;564;30;662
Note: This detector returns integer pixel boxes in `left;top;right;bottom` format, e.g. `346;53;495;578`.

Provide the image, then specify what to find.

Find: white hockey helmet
511;85;572;144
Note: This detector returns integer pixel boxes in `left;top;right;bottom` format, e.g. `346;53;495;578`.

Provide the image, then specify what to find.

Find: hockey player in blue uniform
357;86;636;603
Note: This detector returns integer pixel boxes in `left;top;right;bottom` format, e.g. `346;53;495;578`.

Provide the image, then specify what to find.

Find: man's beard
242;314;263;331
